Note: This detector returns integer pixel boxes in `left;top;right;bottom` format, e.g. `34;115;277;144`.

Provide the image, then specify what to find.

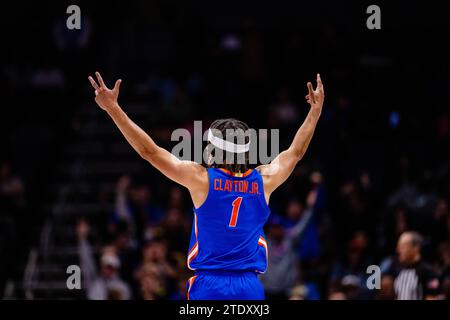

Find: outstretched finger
317;73;323;89
307;82;316;103
88;76;100;90
95;72;106;88
113;79;122;92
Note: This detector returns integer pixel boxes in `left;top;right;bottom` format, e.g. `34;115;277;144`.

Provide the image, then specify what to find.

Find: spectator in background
111;175;163;244
108;222;139;285
289;284;308;300
379;205;410;257
137;263;166;300
167;186;186;210
0;161;26;211
431;198;449;246
329;231;372;300
386;156;419;210
297;171;326;264
112;175;135;235
337;178;372;240
134;239;177;299
380;231;440;300
160;207;190;253
260;190;317;299
77;220;131;300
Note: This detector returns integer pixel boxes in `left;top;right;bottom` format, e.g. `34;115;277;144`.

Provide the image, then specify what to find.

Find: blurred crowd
75;163;449;300
1;1;449;300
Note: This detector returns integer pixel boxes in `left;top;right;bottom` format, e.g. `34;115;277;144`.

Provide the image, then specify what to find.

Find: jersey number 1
229;197;243;227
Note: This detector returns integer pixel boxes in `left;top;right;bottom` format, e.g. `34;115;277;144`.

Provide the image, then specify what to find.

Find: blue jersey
187;168;270;273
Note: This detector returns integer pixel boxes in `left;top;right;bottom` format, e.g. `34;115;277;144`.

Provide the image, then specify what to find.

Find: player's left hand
88;71;122;112
305;73;325;112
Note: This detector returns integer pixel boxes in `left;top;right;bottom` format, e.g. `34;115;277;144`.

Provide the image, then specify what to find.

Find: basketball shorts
187;270;265;300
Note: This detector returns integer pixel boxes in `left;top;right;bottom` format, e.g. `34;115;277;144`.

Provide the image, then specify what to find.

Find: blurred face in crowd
130;185;151;207
379;276;395;300
349;231;368;252
169;187;184;208
0;162;11;180
101;265;116;278
347;232;368;266
439;242;450;267
114;233;130;251
143;241;167;263
394;208;408;236
286;200;303;220
165;208;183;229
434;199;448;220
100;256;119;279
289;285;306;300
267;224;284;243
397;233;421;265
359;170;371;189
340;180;355;196
328;292;347;300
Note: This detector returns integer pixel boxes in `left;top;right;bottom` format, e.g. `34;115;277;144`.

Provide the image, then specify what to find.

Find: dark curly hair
206;118;250;174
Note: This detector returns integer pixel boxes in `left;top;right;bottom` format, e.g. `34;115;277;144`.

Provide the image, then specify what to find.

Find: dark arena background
1;0;449;303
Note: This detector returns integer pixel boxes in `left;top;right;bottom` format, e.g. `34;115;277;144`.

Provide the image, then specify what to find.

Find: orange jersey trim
187;213;199;270
187;242;198;270
257;236;268;273
219;168;253;177
187;275;198;300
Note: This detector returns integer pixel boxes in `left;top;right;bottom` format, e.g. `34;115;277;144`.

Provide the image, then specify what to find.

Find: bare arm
258;74;325;202
88;72;208;206
76;221;97;289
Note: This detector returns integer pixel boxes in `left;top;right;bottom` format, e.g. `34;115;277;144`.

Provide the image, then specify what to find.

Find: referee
381;231;440;300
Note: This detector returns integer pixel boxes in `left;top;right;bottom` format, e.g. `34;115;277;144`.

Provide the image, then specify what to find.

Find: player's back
187;167;270;273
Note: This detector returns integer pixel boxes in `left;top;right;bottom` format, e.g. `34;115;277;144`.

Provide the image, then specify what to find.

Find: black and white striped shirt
394;268;422;300
384;259;440;300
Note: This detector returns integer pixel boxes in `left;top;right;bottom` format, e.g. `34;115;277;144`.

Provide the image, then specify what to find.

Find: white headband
207;129;250;153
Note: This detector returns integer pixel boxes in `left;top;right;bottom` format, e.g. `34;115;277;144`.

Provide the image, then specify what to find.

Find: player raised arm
258;73;324;202
88;72;208;205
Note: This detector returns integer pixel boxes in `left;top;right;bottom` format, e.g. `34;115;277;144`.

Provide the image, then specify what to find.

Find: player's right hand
88;71;122;111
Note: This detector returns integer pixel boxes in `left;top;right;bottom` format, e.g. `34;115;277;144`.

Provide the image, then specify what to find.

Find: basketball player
88;71;324;300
